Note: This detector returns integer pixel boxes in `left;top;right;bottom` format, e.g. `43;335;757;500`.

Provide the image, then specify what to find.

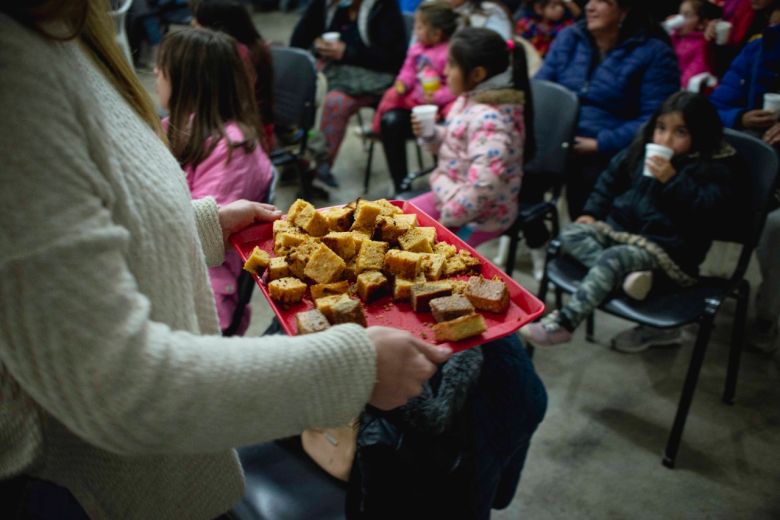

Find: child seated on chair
667;0;721;89
371;1;459;133
520;92;740;347
156;28;274;335
409;27;534;247
514;0;576;58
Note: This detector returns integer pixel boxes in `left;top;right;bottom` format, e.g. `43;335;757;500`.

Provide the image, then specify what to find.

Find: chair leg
555;287;563;310
364;140;374;194
723;281;749;405
504;234;520;276
585;313;595;343
662;300;718;469
537;272;550;303
415;142;424;170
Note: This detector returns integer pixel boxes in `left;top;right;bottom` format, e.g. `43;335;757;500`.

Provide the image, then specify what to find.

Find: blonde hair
3;0;162;136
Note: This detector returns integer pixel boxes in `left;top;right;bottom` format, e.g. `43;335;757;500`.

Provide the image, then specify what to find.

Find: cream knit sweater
0;15;376;519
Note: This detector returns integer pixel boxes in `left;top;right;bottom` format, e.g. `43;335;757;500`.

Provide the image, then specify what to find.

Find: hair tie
506;39;516;52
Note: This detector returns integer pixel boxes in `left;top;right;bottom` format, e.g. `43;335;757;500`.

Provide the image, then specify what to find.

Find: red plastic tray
230;200;544;352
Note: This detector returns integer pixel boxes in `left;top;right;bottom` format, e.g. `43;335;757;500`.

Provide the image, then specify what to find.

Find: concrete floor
137;11;780;518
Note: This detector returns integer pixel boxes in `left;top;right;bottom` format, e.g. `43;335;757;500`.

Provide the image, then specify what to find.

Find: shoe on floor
529;246;547;281
520;311;572;346
611;325;682;354
622;271;653;300
747;318;779;354
315;165;340;188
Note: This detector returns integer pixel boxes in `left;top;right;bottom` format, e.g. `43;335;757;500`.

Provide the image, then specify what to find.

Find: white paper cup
644;144;674;177
715;21;732;45
322;32;341;42
662;14;685;33
763;93;780;115
412;104;438;138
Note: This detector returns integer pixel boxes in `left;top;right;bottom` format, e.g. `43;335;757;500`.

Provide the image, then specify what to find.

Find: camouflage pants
557;223;659;329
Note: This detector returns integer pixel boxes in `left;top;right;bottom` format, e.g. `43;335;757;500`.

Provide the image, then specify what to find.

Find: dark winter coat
582;144;739;276
535;20;680;156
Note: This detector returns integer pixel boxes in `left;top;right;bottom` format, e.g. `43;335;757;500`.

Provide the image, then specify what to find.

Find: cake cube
356;271;388;302
394;213;418;228
458;250;482;273
421;253;446;281
310;280;351;301
434;242;457;258
286;241;320;279
375;215;412;243
399;228;434;253
295;309;331;335
268;257;290;280
393;274;427;301
417;227;436;244
294;204;329;237
374;198;403;216
323;206;354;232
432;313;487;342
429;294;476;323
443;255;467;277
316;294;352;321
273;219;295;238
286;199;310;223
330;297;368;327
304;243;346;284
384;250;422;279
351;200;383;234
356;240;388;273
343;257;358;281
410;282;453;312
243;246;270;274
274;231;307;256
322;232;357;260
465;276;510;313
268;277;307;304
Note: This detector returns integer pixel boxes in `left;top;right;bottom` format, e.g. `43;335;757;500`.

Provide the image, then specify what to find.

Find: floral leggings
557;223;659;330
320;90;375;167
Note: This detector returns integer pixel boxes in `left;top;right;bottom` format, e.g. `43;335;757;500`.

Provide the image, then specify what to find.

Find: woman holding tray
0;2;451;518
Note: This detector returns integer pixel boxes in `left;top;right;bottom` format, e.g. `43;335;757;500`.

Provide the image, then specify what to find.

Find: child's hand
411;114;423;138
764;122;780;146
218;200;282;249
704;20;718;41
646;155;677;183
395;81;407;95
576;215;595;225
741;110;777;130
573;137;598;154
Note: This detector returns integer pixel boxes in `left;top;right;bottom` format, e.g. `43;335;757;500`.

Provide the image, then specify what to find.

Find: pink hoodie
396;41;455;107
671;30;714;89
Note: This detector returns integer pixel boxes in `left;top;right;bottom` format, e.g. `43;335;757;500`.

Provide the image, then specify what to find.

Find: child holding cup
521;92;739;347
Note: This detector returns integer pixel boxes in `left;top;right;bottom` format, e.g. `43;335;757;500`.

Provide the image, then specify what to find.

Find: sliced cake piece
429;294;476;323
432;313;486;342
310;280;350;301
393;274;427;301
350;200;383;235
384;250;422;279
356;240;389;273
323;206;354;232
268;257;291;281
330;297;368;327
356;271;388;302
399;227;434;253
465;276;509;313
315;294;352;322
420;253;446;281
410;282;453;312
295;309;331;335
243;246;270;275
304;243;346;284
322;231;357;260
268;277;307;304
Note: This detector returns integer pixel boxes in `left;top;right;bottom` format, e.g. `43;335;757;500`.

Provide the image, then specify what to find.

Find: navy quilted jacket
535;21;680;156
709;23;780;129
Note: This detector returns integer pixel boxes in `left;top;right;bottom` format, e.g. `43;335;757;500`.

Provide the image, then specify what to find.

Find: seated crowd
1;0;778;518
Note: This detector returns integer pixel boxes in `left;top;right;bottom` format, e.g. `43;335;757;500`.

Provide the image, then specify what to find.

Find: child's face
414;12;440;46
154;66;171;111
653;112;692;156
445;55;466;96
539;0;567;23
679;1;702;34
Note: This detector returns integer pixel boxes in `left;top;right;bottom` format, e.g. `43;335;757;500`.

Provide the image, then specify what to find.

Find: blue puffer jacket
535;21;680;156
709;24;780;129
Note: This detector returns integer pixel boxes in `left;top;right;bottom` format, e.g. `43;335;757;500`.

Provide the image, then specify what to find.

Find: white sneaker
622;271;653;300
529;247;547;281
611;325;682;353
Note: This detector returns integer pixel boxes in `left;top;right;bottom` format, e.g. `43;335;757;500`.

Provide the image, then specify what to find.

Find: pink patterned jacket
426;88;525;232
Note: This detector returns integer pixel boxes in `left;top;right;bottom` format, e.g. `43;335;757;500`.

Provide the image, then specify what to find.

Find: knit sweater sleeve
192;197;225;268
0;24;376;456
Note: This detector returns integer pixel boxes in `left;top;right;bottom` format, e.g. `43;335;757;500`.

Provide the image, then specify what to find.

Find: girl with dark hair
535;0;680;219
192;0;276;149
156;27;274;335
409;27;535;246
448;0;514;38
521;92;740;347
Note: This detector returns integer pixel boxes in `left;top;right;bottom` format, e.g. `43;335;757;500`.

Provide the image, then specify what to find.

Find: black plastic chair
536;129;779;468
268;46;317;200
501;79;579;275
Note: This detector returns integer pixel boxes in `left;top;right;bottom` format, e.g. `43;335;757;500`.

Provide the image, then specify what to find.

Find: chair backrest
403;12;415;43
524;79;579;179
719;129;778;250
270;46;317;132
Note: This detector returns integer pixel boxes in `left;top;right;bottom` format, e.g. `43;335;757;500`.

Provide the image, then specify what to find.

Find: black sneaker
315;165;340;188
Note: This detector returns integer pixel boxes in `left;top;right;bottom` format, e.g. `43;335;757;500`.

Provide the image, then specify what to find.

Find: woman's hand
367;326;452;410
763;122;780;146
410;114;423;138
315;39;346;61
575;215;595;225
573;137;598;155
218;200;282;248
646;155;677;183
741;110;777;130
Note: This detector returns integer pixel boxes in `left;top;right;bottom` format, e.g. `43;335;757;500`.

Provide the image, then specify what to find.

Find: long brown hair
158;27;265;169
1;0;162;136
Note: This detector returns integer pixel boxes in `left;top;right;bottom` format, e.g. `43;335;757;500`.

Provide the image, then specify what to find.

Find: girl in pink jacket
156;28;274;335
371;2;459;133
669;0;720;89
409;27;534;247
